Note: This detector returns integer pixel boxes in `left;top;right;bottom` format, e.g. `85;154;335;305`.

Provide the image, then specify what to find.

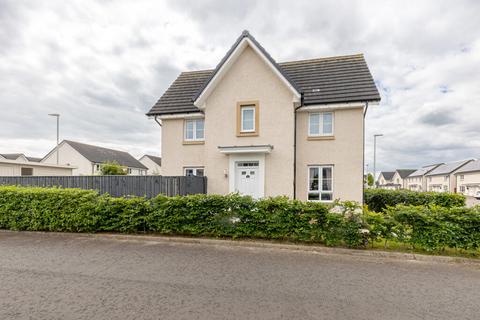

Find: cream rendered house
377;171;395;189
42;140;147;176
147;31;380;202
390;169;416;189
405;164;442;191
455;159;480;197
0;153;73;176
139;155;162;175
425;159;473;193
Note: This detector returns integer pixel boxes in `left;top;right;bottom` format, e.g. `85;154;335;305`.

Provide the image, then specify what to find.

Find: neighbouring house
139;155;162;175
42;140;147;176
425;159;474;193
376;171;395;189
455;159;480;197
0;153;42;162
404;164;443;191
0;158;74;176
146;30;380;202
390;169;417;189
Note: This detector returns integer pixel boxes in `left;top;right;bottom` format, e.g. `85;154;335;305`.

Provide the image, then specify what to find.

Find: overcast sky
1;0;479;173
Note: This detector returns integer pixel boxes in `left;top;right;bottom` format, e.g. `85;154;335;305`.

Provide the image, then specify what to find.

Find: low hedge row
0;186;367;248
364;188;465;212
364;205;480;251
2;186;478;252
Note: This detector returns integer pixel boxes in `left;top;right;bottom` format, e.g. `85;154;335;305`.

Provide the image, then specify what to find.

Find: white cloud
0;0;479;172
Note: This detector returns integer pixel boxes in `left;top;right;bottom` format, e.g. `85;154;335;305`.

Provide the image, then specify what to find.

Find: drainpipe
293;93;304;200
154;116;162;127
362;101;369;205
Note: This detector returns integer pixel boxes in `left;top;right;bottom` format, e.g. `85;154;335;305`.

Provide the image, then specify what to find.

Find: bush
100;161;127;175
364;205;480;251
0;186;366;248
364;189;465;212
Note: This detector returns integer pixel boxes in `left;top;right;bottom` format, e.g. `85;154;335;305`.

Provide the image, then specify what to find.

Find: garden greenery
0;186;478;252
364;188;465;212
0;186;368;248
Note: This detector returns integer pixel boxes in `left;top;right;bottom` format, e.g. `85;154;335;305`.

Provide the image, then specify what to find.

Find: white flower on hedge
360;229;370;234
230;217;240;224
330;206;343;214
391;232;398;238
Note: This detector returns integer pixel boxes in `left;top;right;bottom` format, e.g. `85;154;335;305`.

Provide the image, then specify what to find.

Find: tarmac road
0;232;479;320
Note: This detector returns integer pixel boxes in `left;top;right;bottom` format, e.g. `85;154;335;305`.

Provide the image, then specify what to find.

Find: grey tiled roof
143;155;162;166
396;169;417;179
380;171;395;180
0;153;24;160
408;164;443;177
455;159;480;174
64;140;147;170
425;160;473;176
26;157;42;162
147;31;380;116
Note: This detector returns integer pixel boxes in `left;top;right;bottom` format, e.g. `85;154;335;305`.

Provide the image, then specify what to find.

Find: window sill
307;135;335;141
183;140;205;145
237;131;259;137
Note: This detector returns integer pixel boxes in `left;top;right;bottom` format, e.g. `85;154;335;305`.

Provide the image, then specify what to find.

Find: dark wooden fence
0;175;207;198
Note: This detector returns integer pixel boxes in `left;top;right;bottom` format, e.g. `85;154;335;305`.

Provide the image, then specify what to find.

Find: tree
99;161;127;175
367;173;374;187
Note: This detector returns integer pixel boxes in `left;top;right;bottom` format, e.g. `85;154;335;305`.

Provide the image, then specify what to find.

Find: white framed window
444;175;448;181
308;165;333;201
184;119;204;141
184;167;204;177
309;112;334;136
241;106;255;132
127;168;132;174
460;175;464;181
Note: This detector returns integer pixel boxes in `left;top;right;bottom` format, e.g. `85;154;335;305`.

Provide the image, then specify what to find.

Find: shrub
0;186;366;248
100;161;127;175
364;189;465;212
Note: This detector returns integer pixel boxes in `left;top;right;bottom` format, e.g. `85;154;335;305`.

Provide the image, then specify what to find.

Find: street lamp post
373;134;384;188
48;114;60;164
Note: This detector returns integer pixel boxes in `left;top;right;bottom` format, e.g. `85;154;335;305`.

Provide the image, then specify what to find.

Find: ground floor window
21;167;33;176
460;186;465;192
308;165;333;201
184;167;204;177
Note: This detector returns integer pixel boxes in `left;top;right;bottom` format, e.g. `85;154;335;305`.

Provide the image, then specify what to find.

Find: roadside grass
369;239;480;259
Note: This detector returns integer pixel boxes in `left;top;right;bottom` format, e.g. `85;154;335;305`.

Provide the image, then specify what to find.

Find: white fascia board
297;102;367;112
194;38;300;109
157;112;204;120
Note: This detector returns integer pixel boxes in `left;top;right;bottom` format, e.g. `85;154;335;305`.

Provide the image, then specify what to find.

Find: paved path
0;232;479;320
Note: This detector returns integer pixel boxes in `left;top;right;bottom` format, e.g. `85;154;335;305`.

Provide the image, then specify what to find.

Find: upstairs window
309;112;334;136
237;101;259;136
308;165;333;201
184;119;204;142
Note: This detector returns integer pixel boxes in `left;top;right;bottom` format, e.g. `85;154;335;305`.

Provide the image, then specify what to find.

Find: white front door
235;161;260;198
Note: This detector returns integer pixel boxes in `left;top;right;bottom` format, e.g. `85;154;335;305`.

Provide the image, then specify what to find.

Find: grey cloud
419;110;457;126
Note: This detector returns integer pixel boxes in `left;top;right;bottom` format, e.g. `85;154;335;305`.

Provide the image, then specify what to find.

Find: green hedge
364;188;465;212
2;186;478;252
364;205;480;251
0;186;367;248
